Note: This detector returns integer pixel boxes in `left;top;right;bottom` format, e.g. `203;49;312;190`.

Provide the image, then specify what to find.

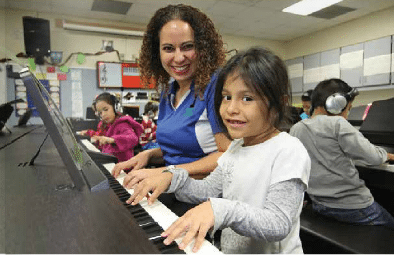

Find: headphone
109;93;120;112
94;92;120;115
325;87;359;115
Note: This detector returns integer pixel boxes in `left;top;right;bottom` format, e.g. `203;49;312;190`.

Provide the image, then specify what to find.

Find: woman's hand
161;201;215;253
112;150;151;178
93;135;115;146
123;168;163;189
126;171;173;205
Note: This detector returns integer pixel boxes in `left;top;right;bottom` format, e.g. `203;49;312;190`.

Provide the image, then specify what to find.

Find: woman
112;4;231;185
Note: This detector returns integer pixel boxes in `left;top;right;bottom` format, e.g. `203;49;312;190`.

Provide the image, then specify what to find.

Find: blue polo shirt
156;73;222;166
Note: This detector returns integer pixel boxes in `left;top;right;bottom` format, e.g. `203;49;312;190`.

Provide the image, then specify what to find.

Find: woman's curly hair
139;4;226;98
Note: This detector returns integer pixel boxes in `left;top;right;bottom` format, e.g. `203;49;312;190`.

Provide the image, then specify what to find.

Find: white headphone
325;87;359;115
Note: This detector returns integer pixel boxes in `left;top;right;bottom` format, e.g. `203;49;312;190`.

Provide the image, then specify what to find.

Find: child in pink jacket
81;93;143;168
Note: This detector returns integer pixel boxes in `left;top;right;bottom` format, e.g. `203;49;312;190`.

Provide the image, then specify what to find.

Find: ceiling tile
207;0;248;18
254;0;299;11
234;6;278;24
127;2;158;19
220;0;262;7
91;0;132;15
189;0;218;12
51;0;94;11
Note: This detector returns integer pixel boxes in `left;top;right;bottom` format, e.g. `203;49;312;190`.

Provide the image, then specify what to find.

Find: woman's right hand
112;150;151;178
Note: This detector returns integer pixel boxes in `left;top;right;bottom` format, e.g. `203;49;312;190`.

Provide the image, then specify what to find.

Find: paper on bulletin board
320;63;340;80
71;70;83;118
303;67;321;84
363;54;391;76
98;62;122;87
340;50;363;70
46;72;58;80
49;80;60;86
288;63;303;79
71;69;82;81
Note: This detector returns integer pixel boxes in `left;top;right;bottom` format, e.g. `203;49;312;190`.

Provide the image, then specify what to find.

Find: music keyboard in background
80;139;221;253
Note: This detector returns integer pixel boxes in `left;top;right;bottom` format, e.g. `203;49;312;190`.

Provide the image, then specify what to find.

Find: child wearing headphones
300;89;313;120
290;78;394;229
80;92;144;166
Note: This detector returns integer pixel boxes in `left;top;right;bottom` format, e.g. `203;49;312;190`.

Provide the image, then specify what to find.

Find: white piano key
355;161;394;172
80;139;100;152
102;162;221;254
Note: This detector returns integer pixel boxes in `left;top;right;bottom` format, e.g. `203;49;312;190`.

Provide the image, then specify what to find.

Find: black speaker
23;16;51;65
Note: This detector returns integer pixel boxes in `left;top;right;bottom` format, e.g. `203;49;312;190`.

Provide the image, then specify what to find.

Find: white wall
286;6;394;106
0;8;6;104
0;8;5;59
222;33;285;59
4;9;146;69
284;6;394;60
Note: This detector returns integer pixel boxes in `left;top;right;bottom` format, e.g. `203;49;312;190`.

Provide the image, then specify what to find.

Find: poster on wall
97;61;155;89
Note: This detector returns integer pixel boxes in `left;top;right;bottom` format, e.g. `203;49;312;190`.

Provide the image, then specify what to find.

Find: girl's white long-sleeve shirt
166;132;311;254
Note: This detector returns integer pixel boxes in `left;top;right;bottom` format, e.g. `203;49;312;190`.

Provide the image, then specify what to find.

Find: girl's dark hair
301;89;313;102
310;78;354;116
214;47;291;134
139;4;226;98
144;102;159;115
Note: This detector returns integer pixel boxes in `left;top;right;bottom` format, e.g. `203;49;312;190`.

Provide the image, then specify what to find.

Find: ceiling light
282;0;343;16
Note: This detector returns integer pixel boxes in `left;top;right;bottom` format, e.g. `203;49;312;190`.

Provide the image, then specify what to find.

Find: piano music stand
360;97;394;146
20;68;109;192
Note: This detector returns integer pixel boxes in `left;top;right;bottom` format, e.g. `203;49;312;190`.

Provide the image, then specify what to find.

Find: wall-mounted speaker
23;16;51;65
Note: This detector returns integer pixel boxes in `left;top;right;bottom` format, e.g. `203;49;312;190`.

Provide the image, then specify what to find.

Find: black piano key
152;237;186;254
135;215;155;226
119;194;131;202
142;223;162;234
132;211;148;218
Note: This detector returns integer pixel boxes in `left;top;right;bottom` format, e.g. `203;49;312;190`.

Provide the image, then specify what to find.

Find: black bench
300;203;394;254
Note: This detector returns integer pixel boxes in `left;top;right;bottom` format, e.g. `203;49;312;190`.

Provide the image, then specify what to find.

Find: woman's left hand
93;136;115;146
161;201;215;253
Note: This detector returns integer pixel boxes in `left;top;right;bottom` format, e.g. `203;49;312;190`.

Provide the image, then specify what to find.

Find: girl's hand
126;171;173;205
112;150;151;178
161;201;215;253
123;168;163;189
93;136;114;146
78;130;88;136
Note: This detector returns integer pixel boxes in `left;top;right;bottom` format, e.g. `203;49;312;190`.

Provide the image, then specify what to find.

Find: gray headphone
325;87;359;115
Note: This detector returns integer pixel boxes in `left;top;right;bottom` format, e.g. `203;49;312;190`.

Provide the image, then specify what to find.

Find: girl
125;47;311;253
80;92;143;166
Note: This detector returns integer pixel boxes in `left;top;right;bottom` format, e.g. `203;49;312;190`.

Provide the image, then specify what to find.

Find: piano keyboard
355;161;394;172
81;139;100;152
100;162;222;254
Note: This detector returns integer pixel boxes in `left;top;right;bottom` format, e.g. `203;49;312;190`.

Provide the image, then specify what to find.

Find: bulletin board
14;66;62;117
97;61;155;89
